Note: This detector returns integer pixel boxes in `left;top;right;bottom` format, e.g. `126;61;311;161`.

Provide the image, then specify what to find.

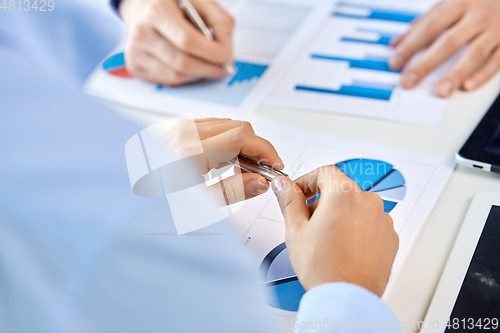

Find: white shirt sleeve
295;282;402;332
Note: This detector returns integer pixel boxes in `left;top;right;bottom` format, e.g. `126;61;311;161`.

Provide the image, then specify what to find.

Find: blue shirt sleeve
295;282;402;332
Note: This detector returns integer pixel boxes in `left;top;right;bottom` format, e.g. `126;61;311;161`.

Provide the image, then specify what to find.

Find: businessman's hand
390;0;500;97
166;118;284;204
119;0;234;86
272;166;398;297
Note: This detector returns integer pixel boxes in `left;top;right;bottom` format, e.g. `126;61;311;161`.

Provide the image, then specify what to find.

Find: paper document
225;116;455;313
86;0;331;118
265;0;452;126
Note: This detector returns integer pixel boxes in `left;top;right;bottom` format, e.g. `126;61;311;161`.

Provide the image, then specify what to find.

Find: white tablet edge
420;190;500;333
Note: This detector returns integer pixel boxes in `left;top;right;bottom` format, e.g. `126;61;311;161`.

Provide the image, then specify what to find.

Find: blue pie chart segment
262;158;406;312
336;158;394;191
371;169;405;192
265;278;305;312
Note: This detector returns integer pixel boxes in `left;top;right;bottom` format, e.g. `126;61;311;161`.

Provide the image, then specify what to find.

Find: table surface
105;73;500;333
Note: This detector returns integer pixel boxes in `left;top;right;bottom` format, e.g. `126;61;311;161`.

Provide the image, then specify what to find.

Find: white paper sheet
225;115;455;313
265;0;454;127
85;0;332;118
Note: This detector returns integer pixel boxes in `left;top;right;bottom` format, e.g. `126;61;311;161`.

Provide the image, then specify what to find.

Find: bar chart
266;0;449;126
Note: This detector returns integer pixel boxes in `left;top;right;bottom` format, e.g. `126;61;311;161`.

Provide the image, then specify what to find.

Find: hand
272;166;398;297
119;0;234;86
389;0;500;97
165;118;284;204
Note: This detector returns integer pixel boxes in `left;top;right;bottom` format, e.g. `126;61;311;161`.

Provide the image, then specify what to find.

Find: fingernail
389;54;404;69
277;156;284;169
465;78;478;90
402;71;418;88
223;63;236;76
272;177;285;194
248;179;268;196
436;80;453;97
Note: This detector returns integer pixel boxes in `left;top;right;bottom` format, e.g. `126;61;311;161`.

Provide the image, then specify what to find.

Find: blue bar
295;85;393;101
352;80;396;91
228;61;268;86
333;8;419;23
341;36;392;46
369;9;418;23
311;54;400;73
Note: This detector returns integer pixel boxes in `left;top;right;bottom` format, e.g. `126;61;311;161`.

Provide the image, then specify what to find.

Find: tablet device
457;94;500;173
421;191;500;333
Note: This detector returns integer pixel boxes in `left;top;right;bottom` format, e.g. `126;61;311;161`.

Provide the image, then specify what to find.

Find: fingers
147;29;227;78
195;118;231;123
389;0;465;70
125;47;200;86
127;23;227;82
435;32;498;96
194;0;235;56
272;177;310;230
464;46;500;90
196;120;255;140
202;126;284;170
220;172;269;204
153;0;232;65
399;11;484;89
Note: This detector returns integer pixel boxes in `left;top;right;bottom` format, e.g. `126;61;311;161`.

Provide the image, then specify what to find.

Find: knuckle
175;31;194;52
420;20;439;40
124;49;141;74
161;70;184;86
240;121;254;133
169;72;185;85
469;44;488;62
441;34;460;51
230;126;250;142
223;14;235;28
280;195;297;217
130;24;148;44
319;164;337;175
173;54;191;72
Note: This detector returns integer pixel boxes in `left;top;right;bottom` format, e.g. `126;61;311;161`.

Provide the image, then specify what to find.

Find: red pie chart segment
102;53;133;78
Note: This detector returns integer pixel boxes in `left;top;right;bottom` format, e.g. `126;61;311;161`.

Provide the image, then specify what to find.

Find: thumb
272;177;310;229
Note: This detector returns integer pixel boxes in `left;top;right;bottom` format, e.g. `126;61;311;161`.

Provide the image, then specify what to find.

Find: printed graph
101;53;269;107
262;158;406;312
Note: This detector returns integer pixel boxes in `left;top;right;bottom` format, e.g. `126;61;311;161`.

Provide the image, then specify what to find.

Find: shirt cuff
295;282;402;332
110;0;121;14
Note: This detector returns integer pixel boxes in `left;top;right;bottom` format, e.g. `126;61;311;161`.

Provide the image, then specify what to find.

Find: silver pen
177;0;236;75
233;155;289;182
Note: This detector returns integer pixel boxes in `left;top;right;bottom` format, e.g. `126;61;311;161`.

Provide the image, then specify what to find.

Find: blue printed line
295;85;393;101
311;54;400;73
341;36;392;46
333;8;419;23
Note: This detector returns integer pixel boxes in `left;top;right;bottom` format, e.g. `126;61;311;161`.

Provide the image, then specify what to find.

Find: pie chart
102;52;133;78
261;158;405;311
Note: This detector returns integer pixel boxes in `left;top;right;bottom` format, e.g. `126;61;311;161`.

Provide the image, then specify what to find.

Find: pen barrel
235;156;289;182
